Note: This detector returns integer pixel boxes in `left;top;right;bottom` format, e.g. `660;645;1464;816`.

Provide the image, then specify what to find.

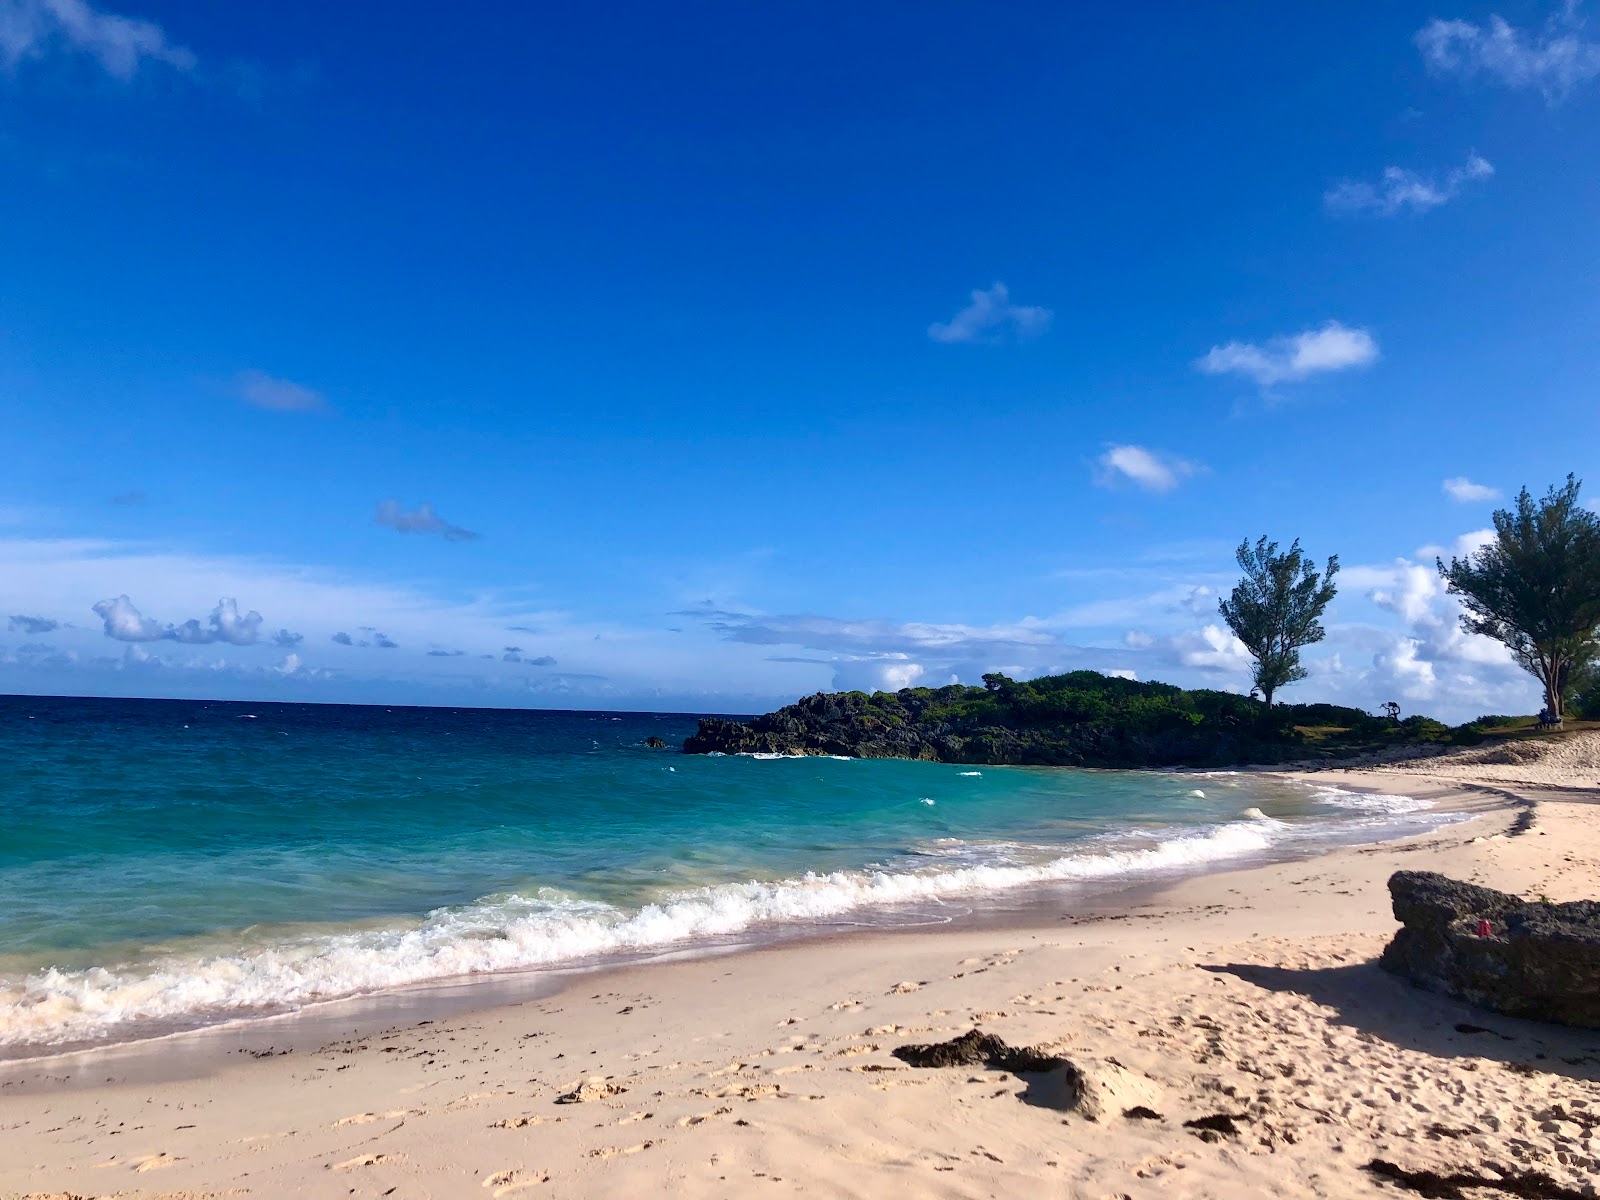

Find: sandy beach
3;739;1599;1199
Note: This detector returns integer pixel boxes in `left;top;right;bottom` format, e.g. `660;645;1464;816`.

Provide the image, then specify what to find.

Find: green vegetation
683;669;1488;767
1218;536;1339;707
1439;475;1600;721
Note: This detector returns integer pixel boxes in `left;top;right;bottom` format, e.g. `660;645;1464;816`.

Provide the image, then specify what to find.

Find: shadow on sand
1202;959;1600;1084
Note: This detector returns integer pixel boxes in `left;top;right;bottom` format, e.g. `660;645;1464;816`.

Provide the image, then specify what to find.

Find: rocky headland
683;670;1481;768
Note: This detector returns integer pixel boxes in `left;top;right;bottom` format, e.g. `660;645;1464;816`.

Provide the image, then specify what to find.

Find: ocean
0;694;1449;1053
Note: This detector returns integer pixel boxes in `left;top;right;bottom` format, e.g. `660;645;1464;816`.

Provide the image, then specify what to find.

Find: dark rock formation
1365;1158;1590;1200
1379;870;1600;1029
891;1029;1065;1073
681;672;1445;768
643;736;667;749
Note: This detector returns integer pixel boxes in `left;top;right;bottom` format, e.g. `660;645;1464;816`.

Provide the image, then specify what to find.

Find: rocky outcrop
680;672;1455;768
891;1029;1064;1072
1379;870;1600;1028
891;1030;1163;1120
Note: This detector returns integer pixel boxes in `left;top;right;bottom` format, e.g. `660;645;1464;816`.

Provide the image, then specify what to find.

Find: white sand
3;737;1599;1199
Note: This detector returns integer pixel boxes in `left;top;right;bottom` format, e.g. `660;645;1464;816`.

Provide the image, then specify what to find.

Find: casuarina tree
1438;475;1600;721
1218;537;1340;707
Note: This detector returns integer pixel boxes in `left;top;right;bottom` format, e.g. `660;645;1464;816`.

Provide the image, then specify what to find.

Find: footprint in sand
828;1043;880;1059
588;1140;656;1159
887;981;926;995
827;998;864;1011
335;1108;412;1127
482;1167;548;1195
616;1110;654;1125
678;1106;734;1126
490;1115;564;1129
130;1153;180;1172
331;1152;392;1170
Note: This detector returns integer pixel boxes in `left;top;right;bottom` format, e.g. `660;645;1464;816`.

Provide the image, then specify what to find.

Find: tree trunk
1262;687;1274;707
1541;653;1564;720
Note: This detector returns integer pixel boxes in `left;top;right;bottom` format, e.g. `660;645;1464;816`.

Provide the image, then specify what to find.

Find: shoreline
0;770;1492;1078
4;754;1597;1199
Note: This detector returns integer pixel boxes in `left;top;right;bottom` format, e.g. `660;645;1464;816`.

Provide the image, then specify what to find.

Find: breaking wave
2;817;1294;1049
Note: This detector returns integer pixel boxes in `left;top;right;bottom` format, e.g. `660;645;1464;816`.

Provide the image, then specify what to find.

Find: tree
1438;475;1600;721
1218;537;1340;707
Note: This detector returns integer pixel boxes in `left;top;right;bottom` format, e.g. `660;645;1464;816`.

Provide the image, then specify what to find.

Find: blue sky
2;1;1598;720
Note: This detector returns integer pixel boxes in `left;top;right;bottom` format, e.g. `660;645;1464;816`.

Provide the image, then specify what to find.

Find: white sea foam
1188;789;1206;798
0;819;1289;1049
1309;785;1432;816
958;771;982;777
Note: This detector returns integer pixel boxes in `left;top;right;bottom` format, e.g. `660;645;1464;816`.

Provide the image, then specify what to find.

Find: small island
683;670;1487;768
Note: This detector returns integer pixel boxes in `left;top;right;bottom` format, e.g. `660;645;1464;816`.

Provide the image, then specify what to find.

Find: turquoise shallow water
0;694;1447;1050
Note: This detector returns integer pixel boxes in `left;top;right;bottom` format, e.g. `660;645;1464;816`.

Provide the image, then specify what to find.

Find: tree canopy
1218;537;1340;706
1438;475;1600;720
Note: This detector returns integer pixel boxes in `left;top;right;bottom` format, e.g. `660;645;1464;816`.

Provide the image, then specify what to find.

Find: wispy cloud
1195;321;1378;389
375;500;479;542
8;614;58;634
1094;445;1201;494
91;594;264;645
1417;4;1600;102
1442;476;1501;503
1325;154;1493;217
0;0;194;79
927;283;1051;345
271;628;303;647
236;370;326;413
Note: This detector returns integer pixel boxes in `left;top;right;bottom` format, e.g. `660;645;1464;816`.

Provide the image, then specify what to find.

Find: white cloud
91;594;264;645
0;0;194;79
1415;528;1497;562
236;370;326;413
1195;321;1379;388
1417;6;1600;102
1175;623;1253;673
7;614;58;634
1442;476;1501;502
1374;637;1438;701
1094;444;1200;494
927;283;1051;344
1325;154;1493;217
1123;630;1154;648
1107;668;1137;680
375;500;479;542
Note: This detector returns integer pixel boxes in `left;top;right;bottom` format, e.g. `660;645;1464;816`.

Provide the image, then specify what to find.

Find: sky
2;1;1598;721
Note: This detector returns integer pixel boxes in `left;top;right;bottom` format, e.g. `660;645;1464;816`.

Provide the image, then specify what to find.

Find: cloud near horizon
1094;445;1200;494
0;0;195;79
8;614;59;634
1325;154;1493;217
91;595;265;646
1195;321;1378;389
1417;7;1600;102
375;500;479;542
927;283;1051;344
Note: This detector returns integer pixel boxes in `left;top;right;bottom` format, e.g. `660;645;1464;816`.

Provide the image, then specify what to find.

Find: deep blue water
0;694;1445;1049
